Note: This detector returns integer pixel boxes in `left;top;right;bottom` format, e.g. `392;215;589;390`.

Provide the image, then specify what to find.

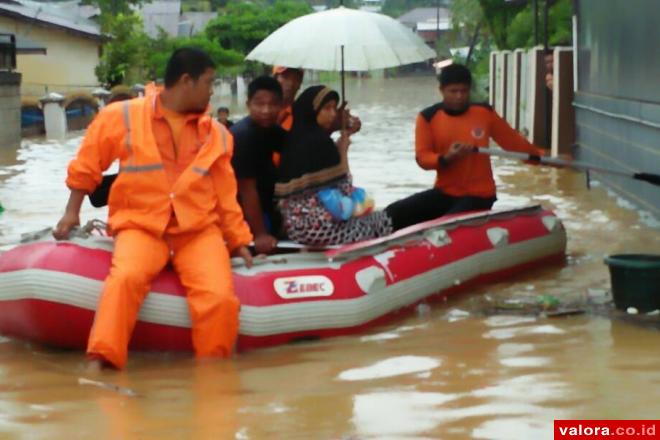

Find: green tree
95;13;149;86
505;0;572;48
206;0;311;55
209;0;228;10
142;31;244;80
82;0;150;30
477;0;526;49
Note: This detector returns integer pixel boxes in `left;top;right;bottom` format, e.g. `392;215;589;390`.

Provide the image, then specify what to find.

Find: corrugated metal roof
138;0;181;37
0;0;101;39
398;7;450;26
179;12;216;36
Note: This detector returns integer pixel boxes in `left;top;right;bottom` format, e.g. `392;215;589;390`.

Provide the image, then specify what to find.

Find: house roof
0;0;102;40
138;0;181;37
398;7;450;27
179;11;217;36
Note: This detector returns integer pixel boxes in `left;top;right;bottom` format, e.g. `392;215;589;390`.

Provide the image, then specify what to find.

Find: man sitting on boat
273;66;304;131
385;64;546;230
52;48;253;370
231;76;287;255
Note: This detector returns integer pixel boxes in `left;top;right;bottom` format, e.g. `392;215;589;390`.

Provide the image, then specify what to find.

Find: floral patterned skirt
279;180;393;247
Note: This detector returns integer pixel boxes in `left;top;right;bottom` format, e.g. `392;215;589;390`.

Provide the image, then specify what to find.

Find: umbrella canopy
246;6;436;72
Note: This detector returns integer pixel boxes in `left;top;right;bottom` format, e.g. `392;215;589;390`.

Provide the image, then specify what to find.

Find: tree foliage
82;0;149;31
95;13;244;86
506;0;573;49
205;0;312;54
142;31;244;80
453;0;572;51
95;13;148;86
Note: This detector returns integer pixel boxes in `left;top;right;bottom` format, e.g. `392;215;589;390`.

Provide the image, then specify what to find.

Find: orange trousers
87;225;239;369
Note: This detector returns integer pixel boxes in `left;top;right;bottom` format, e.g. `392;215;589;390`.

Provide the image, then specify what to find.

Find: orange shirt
152;97;205;187
415;103;545;198
278;105;293;131
272;105;294;167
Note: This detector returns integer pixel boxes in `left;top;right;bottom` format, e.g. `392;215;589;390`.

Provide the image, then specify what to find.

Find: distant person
272;66;304;130
272;65;361;133
231;76;287;254
53;48;253;370
217;106;234;129
385;64;546;230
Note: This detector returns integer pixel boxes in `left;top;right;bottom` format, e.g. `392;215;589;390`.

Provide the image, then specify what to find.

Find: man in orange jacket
385;64;546;230
53;48;253;370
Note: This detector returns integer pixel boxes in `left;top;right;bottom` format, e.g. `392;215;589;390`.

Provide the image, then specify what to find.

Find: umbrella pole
341;44;347;131
341;45;346;104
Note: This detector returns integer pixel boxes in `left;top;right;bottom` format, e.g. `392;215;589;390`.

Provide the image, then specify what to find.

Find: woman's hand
336;132;351;156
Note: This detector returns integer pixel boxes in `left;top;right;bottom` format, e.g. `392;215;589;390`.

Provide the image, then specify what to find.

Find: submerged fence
489;46;575;157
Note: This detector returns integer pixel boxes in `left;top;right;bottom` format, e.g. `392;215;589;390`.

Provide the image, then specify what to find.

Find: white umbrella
246;6;436;99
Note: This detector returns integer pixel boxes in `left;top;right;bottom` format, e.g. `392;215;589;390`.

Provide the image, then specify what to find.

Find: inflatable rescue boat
0;205;566;351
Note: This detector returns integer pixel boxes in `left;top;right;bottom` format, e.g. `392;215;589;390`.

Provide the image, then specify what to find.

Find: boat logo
471;127;485;139
274;276;335;299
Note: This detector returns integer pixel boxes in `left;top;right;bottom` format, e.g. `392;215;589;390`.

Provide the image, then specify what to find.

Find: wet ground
0;76;659;439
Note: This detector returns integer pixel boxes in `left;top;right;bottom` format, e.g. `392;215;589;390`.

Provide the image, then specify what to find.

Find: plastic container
604;254;660;313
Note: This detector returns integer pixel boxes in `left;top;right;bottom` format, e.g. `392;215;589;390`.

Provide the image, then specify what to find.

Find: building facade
574;0;660;216
0;0;103;97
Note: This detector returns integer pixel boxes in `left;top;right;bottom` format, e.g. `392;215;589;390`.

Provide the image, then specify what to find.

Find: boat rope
19;219;108;244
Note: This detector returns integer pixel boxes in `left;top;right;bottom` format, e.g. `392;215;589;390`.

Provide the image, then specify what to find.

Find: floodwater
0;76;659;439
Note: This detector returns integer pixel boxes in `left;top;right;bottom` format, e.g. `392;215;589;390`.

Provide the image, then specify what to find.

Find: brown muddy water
0;77;658;439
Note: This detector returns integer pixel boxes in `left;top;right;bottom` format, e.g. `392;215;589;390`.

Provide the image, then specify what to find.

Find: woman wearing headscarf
275;85;394;246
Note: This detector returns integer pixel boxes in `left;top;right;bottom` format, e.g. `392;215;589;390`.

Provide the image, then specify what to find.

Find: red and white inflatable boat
0;205;566;352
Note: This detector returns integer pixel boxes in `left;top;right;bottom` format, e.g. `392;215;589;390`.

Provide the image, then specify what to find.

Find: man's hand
232;246;253;268
53;189;86;240
444;142;474;162
254;233;277;255
53;211;80;240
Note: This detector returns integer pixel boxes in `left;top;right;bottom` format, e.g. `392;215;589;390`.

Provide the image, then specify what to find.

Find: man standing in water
386;64;546;230
53;48;253;370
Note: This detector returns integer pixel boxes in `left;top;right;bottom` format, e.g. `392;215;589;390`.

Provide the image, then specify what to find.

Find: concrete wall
0;16;101;97
0;71;22;149
575;0;660;217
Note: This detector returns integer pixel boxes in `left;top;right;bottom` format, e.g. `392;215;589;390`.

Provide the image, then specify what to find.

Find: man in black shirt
231;76;286;254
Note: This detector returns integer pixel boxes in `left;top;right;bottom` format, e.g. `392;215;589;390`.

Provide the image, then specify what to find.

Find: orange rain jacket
66;95;252;252
415;103;546;199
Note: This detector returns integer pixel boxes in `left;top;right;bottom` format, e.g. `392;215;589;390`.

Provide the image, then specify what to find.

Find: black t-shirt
230;117;286;233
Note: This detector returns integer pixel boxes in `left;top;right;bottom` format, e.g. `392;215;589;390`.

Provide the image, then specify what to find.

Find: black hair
164;47;215;88
247;75;283;101
217;106;229;113
438;64;472;88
